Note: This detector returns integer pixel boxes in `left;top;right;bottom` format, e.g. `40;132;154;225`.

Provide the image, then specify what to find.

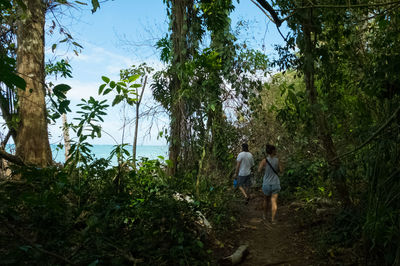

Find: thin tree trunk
133;76;147;167
302;7;350;205
1;131;12;149
62;113;71;162
0;87;17;143
15;0;52;167
168;93;183;176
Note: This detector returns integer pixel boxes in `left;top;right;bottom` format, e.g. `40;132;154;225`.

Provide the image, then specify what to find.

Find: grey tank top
263;156;280;185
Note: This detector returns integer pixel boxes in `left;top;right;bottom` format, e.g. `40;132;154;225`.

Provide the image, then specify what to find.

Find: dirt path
217;191;319;265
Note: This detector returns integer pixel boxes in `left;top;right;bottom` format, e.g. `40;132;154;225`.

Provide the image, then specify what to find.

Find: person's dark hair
265;144;276;155
242;143;249;152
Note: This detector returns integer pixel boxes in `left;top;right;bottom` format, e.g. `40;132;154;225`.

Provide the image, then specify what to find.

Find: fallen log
219;244;249;265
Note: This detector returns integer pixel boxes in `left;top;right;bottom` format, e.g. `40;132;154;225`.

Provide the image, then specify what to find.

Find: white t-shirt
237;151;254;176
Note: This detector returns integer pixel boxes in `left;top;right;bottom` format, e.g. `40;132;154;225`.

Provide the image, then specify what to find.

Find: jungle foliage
244;1;400;264
0;0;399;265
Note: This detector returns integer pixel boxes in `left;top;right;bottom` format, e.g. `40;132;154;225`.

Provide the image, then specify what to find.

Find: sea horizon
6;144;169;166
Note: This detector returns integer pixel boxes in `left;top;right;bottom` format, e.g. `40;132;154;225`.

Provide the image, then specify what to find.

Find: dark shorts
262;184;281;196
237;175;251;188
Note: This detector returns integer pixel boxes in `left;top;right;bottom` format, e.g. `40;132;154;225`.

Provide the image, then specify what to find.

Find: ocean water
6;144;168;166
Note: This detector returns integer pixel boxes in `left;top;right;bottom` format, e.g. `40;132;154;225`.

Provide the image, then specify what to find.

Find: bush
0;159;213;265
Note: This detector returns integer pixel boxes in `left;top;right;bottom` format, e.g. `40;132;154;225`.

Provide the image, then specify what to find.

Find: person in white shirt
235;143;254;204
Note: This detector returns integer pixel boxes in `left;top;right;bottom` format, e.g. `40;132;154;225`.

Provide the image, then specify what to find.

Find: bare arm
235;160;241;177
258;159;266;173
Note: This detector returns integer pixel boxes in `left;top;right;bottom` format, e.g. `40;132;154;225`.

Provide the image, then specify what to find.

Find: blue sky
45;0;287;146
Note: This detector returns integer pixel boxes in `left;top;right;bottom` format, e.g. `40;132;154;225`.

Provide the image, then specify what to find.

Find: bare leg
263;195;270;220
270;193;278;222
239;186;248;199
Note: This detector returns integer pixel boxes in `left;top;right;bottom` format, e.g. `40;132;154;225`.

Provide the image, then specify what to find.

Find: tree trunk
62;113;71;162
133;76;147;167
302;7;350;205
168;91;183;176
15;0;52;167
168;0;190;176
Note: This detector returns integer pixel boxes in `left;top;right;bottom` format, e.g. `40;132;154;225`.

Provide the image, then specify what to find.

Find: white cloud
65;80;104;101
45;39;169;146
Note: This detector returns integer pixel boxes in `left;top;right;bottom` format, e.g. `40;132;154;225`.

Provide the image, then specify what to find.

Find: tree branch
137;75;147;106
252;0;282;27
1;131;12;148
0;148;25;166
331;105;400;162
251;0;289;42
275;1;400;11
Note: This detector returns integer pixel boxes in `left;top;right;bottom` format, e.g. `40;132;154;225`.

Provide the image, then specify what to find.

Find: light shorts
237;175;251;188
262;183;281;196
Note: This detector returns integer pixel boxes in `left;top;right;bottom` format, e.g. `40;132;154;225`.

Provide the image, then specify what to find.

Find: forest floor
213;189;326;266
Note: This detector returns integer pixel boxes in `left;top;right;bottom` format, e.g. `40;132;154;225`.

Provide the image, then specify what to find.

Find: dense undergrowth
277;135;400;265
0;158;238;265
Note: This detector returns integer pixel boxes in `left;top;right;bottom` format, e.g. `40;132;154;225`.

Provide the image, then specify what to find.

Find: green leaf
127;98;137;106
103;88;112;95
51;43;57;52
72;41;83;49
112;95;124;106
98;83;106;94
196;240;204;248
116;85;122;94
288;90;299;111
210;104;216;111
53;84;71;99
128;74;140;83
59;100;71;113
52;113;61;120
131;84;141;88
101;76;110;83
165;159;173;168
54;83;71;93
110;81;116;88
9;74;26;90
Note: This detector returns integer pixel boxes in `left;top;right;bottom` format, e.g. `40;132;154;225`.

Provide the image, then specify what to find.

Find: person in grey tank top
258;144;283;224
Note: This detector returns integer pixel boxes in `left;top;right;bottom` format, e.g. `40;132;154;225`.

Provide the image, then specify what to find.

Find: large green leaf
98;83;106;94
0;58;26;89
128;74;140;83
53;84;71;94
101;76;110;83
112;95;125;106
